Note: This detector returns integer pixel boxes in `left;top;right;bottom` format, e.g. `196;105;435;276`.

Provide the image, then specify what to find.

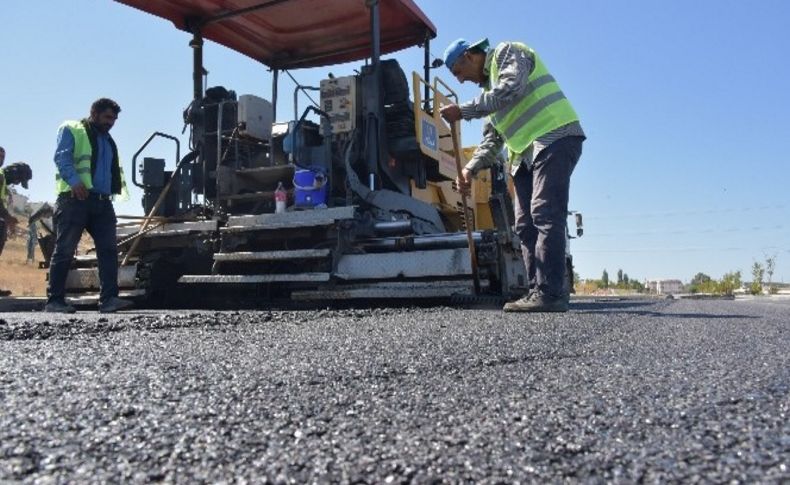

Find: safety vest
487;42;579;156
0;168;7;203
55;120;128;200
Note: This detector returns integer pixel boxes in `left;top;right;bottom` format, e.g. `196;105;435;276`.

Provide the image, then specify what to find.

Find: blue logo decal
421;119;437;151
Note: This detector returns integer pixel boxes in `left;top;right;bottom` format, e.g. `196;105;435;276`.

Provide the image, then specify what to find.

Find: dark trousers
513;136;583;298
47;194;118;304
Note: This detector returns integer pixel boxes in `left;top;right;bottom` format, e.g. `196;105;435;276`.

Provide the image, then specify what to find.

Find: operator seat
381;59;444;186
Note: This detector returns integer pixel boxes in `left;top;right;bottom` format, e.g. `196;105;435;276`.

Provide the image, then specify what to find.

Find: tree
689;272;713;294
623;273;630;285
764;254;777;293
750;262;765;295
616;269;623;285
602;269;609;288
718;271;742;296
691;273;712;286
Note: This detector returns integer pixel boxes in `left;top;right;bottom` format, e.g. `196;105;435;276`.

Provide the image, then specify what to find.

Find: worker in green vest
45;98;132;313
0;161;33;296
441;38;585;312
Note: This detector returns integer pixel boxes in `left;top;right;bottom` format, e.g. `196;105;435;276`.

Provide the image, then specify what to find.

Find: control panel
320;76;356;134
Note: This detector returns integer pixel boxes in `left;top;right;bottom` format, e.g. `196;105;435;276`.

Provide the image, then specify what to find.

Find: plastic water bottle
275;182;287;214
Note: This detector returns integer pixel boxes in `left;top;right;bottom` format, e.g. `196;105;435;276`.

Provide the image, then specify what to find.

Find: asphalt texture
1;297;788;483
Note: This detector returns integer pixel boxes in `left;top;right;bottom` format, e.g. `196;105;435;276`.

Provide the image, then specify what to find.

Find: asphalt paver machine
65;0;532;306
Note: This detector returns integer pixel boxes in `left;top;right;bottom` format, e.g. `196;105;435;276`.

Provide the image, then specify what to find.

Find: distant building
644;279;684;295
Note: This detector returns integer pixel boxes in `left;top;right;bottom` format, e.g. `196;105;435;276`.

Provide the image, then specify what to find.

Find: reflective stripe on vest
0;168;7;202
487;42;579;154
55;120;95;194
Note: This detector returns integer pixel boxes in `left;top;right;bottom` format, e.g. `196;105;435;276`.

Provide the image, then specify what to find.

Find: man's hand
456;167;474;197
71;182;88;200
440;104;462;123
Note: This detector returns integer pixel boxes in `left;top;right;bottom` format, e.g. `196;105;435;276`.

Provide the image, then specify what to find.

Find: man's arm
0;173;16;224
459;43;535;120
455;120;504;196
465;120;504;175
54;126;88;199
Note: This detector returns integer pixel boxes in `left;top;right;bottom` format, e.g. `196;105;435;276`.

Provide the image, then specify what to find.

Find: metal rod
373;220;413;237
361;232;484;251
450;122;481;294
121;154;197;266
284;70;320;109
272;69;278;121
293;85;321;124
190;30;204;102
217;101;224;176
369;0;380;65
116;221;166;249
203;0;291;25
130;132;180;189
366;0;382;191
423;36;431;112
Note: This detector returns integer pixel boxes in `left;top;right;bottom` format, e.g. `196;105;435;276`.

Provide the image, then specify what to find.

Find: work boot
99;297;134;314
44;300;77;314
503;292;569;313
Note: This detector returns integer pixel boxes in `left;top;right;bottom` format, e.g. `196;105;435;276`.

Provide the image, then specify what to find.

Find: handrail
412;71;464;169
131;132;181;189
432;76;458;105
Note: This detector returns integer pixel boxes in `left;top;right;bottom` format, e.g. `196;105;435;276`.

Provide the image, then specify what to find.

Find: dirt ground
0;224;47;296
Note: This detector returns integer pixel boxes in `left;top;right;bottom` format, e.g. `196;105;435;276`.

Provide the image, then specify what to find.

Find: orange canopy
116;0;436;69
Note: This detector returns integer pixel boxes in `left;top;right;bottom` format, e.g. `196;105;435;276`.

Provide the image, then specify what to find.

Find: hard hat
443;38;490;70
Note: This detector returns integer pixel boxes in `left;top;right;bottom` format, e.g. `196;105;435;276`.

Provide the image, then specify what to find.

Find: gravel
1;298;788;483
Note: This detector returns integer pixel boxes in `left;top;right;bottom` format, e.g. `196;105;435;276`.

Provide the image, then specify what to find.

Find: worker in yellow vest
45;98;132;313
441;38;585;312
0;161;33;296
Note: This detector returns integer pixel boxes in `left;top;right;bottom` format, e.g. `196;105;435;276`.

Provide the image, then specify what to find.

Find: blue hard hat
443;37;489;70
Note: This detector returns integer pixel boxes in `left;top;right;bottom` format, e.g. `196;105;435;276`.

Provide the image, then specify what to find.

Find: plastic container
274;181;287;213
293;169;327;207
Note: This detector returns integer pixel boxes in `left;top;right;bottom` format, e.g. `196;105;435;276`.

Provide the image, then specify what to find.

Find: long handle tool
450;122;481;295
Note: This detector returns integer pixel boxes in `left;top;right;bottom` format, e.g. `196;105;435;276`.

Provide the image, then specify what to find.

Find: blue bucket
293;169;328;207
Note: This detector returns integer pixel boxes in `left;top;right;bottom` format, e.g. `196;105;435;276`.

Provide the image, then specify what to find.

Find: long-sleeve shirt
458;42;585;175
54;125;112;194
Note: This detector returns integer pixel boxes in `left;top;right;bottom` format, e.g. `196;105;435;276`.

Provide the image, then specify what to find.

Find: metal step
335;248;471;280
213;249;331;262
178;273;331;284
66;289;146;306
291;281;473;300
116;220;218;239
222;206;355;232
66;265;138;290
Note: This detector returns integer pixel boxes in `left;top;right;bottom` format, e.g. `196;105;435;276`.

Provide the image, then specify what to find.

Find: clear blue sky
2;1;788;283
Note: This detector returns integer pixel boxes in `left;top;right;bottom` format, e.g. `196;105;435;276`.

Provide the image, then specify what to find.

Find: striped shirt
459;42;585;175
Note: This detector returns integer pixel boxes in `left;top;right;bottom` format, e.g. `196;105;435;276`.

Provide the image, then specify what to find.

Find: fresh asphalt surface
1;297;788;483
